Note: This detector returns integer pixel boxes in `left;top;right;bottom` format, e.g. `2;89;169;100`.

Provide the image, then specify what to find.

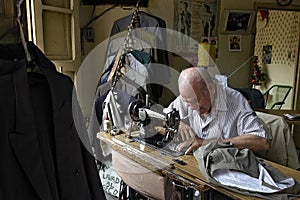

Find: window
27;0;80;80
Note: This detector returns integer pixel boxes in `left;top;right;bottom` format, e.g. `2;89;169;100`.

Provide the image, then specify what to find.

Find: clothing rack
108;0;141;90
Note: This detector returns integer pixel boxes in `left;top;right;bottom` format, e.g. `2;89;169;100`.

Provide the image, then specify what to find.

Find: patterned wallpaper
254;10;299;66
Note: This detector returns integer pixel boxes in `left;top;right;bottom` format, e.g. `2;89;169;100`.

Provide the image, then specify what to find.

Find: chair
263;85;292;109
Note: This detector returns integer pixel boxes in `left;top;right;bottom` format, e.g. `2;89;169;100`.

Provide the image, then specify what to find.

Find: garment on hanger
110;12;163;41
108;12;170;103
101;53;149;88
106;30;153;57
111;12;169;63
0;42;106;200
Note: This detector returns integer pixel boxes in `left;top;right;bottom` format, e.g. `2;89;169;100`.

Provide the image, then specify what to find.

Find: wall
254;10;300;109
216;0;255;88
78;0;300;117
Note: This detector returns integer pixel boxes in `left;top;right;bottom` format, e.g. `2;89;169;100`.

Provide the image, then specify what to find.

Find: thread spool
103;113;112;132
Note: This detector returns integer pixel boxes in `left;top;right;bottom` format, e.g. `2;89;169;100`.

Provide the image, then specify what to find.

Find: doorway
253;4;300;110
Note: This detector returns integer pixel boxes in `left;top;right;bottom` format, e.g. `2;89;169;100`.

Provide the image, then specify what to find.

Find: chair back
264;85;292;109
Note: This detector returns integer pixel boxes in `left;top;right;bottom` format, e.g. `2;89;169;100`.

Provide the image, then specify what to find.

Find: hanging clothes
110;12;164;42
109;12;170;103
101;53;149;90
0;42;106;200
90;9;169;162
106;30;153;57
88;76;146;161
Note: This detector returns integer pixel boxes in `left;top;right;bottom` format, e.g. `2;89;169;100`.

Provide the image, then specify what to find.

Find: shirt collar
212;84;228;113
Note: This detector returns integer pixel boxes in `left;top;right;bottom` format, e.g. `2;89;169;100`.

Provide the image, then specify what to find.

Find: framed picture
262;45;272;64
222;9;255;34
229;35;241;51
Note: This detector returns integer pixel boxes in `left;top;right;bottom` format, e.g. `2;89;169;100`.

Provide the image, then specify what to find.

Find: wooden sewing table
97;131;300;200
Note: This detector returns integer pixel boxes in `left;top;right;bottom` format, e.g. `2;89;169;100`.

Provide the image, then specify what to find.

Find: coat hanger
16;0;31;63
16;0;43;74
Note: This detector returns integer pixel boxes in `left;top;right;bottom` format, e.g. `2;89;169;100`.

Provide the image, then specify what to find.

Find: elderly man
167;67;270;154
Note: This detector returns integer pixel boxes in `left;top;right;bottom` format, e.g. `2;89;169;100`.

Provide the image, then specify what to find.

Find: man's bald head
178;67;215;114
178;67;213;91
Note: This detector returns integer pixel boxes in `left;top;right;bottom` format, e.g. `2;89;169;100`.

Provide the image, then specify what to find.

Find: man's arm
179;134;270;155
222;134;270;152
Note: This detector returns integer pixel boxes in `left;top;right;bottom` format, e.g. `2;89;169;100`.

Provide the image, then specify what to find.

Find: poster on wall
173;0;218;53
262;45;272;64
229;35;241;51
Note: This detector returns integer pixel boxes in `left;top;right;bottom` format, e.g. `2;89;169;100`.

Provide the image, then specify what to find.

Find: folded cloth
194;142;300;200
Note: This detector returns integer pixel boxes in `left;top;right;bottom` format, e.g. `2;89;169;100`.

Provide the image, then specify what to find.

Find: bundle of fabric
194;142;300;200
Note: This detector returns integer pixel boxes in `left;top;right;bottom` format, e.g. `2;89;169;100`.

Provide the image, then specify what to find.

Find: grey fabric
256;111;300;169
194;142;300;200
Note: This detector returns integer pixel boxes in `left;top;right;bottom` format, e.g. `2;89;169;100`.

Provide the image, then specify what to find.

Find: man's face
179;85;212;114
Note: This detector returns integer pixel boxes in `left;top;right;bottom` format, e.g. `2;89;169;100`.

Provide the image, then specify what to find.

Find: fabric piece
194;142;300;199
213;165;295;193
256;111;300;169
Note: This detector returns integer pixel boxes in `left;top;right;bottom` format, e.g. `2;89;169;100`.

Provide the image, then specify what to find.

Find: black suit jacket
0;43;106;200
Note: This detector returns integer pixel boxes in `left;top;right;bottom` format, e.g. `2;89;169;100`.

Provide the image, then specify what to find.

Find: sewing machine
128;100;182;156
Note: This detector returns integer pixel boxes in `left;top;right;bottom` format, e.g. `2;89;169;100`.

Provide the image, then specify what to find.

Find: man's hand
174;121;206;154
175;121;195;141
176;136;204;155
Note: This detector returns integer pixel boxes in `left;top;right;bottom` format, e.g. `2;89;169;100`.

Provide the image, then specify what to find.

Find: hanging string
227;55;255;79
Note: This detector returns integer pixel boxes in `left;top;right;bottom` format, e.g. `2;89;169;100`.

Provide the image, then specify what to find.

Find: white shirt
102;54;149;90
167;84;269;140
